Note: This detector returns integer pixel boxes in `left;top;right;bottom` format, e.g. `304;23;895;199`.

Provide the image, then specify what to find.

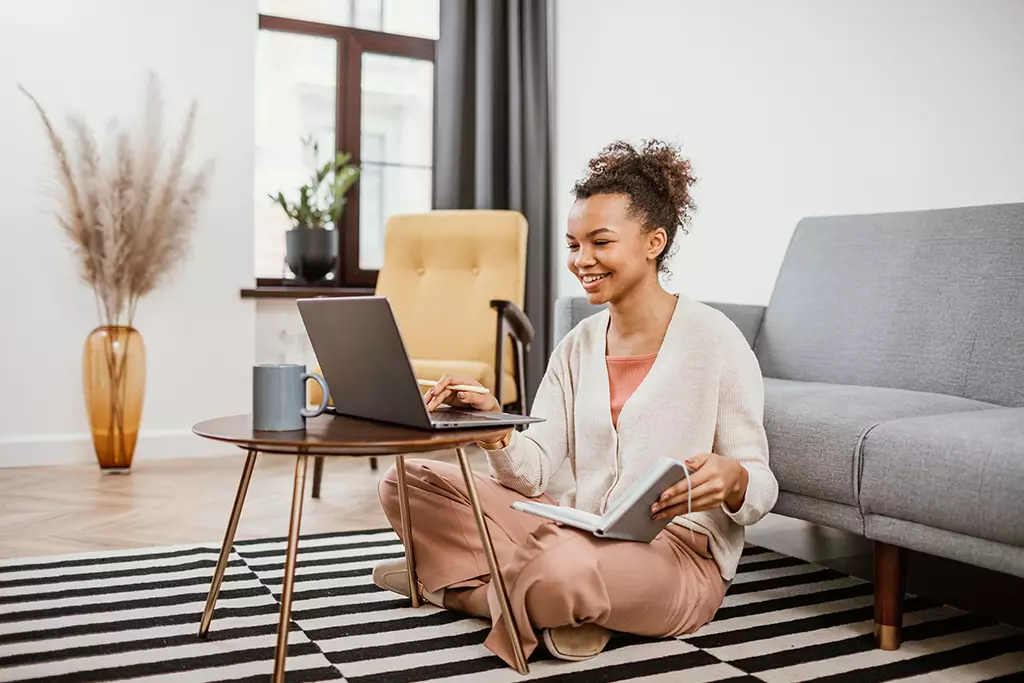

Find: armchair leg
874;541;906;650
311;456;324;499
370;457;378;471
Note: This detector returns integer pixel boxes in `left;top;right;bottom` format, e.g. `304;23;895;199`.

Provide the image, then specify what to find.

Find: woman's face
566;193;666;305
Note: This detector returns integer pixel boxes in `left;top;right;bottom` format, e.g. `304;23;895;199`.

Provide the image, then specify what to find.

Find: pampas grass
20;73;213;469
20;73;212;329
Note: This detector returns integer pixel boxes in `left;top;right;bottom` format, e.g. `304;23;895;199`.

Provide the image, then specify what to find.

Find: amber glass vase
83;326;146;472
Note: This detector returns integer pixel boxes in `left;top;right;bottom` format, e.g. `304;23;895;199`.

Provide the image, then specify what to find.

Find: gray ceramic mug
252;364;330;431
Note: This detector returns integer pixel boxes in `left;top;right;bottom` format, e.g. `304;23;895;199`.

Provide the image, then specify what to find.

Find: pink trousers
378;459;726;667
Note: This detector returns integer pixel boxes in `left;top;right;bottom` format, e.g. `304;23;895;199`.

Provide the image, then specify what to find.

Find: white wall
255;301;319;368
0;0;257;467
553;0;1024;304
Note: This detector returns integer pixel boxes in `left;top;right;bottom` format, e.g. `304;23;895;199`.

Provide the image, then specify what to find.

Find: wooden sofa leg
874;541;906;650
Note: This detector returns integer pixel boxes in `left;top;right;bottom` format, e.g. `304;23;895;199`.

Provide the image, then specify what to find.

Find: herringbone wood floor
0;451;427;559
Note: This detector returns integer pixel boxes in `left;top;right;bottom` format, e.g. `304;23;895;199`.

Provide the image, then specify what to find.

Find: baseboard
0;429;239;468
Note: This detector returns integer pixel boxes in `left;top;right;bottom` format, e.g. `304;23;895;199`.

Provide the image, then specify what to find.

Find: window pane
359;52;434;271
259;0;351;27
254;31;337;278
359;164;432;271
361;53;433;166
377;0;439;40
353;0;383;31
259;0;439;40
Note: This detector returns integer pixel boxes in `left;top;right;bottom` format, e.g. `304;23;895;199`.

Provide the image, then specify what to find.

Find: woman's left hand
650;453;749;519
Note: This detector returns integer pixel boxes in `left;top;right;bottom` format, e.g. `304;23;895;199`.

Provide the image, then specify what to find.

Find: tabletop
192;414;510;456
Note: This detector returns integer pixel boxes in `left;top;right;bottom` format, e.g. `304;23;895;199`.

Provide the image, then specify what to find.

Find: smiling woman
566;139;698;306
366;137;778;668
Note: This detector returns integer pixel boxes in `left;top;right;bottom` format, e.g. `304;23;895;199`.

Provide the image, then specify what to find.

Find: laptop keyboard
430;408;501;424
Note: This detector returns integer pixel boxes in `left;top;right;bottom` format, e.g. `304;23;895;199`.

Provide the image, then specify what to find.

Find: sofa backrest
553;297;765;349
755;203;1024;407
553;297;606;346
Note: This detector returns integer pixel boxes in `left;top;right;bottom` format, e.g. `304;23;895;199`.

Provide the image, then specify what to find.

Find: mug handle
301;372;331;418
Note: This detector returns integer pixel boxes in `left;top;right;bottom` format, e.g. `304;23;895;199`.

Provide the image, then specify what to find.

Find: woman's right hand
424;374;502;413
425;375;513;449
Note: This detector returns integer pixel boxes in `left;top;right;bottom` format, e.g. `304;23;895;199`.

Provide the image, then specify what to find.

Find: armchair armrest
490;300;533;415
490;300;534;347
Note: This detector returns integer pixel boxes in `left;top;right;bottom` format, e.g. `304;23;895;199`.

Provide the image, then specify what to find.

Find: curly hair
572;139;697;275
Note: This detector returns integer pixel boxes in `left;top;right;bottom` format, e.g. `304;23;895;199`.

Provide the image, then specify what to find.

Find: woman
373;140;779;666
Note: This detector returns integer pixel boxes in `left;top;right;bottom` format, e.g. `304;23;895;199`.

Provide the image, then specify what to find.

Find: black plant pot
285;227;339;284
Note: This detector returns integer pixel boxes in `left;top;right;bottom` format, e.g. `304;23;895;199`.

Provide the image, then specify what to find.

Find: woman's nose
574;247;596;268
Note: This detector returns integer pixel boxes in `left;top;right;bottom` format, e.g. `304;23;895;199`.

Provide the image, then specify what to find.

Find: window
255;0;438;287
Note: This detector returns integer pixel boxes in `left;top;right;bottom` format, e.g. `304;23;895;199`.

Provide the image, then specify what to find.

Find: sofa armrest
704;302;766;349
491;300;534;347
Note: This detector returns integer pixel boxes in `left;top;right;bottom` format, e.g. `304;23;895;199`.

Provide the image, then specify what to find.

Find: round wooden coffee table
192;413;529;681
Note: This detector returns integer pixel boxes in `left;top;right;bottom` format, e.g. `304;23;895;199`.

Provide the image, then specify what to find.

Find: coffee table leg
273;453;308;683
198;448;258;638
455;447;529;675
394;454;420;608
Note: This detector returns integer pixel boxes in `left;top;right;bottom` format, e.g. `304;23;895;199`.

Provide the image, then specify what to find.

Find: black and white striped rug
1;528;1021;682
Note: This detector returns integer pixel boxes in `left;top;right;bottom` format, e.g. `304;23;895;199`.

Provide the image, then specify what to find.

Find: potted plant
270;137;361;284
21;74;211;472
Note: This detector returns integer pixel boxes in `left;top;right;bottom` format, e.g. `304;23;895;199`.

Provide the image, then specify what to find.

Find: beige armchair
308;210;534;495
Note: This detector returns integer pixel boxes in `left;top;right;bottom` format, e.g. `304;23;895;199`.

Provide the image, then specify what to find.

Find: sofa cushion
754;203;1024;407
764;378;993;506
861;407;1024;548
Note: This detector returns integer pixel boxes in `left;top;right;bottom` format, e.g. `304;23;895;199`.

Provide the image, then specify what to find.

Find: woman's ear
648;228;667;261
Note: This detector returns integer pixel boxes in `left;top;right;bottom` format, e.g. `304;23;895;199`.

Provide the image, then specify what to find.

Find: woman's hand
650;453;749;519
425;375;512;449
424;374;502;413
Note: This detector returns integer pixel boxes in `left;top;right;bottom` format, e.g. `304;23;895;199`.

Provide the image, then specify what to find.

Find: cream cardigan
484;293;779;581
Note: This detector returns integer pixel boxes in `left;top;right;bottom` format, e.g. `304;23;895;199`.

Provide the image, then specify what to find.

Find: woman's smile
581;272;611;290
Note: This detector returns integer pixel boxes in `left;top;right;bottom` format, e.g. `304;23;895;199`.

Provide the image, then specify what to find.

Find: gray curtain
433;0;552;409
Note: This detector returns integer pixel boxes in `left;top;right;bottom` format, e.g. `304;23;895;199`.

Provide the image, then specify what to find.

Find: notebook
511;457;692;543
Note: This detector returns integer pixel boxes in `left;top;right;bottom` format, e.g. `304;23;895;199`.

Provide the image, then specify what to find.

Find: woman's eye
594;241;610;246
567;244;579;251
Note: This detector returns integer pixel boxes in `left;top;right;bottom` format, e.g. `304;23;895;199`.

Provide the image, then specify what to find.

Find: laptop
296;296;545;430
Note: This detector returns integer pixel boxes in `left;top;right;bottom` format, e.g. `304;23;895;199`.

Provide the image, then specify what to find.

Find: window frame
257;14;436;288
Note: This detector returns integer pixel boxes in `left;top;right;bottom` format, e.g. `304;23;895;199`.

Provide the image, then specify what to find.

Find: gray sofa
553;202;1024;649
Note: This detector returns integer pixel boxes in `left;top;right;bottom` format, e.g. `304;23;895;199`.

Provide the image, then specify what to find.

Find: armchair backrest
374;210;528;378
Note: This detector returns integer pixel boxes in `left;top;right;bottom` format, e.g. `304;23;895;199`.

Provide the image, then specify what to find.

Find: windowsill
240;286;375;300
